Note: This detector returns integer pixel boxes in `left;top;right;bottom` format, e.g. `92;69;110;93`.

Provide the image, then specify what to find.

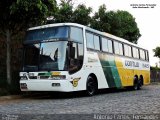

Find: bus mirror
70;47;75;59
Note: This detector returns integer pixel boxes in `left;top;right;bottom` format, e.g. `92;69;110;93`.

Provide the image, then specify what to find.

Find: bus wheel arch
86;73;98;96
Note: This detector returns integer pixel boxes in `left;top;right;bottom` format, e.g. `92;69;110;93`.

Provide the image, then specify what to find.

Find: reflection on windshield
24;41;68;71
39;42;68;71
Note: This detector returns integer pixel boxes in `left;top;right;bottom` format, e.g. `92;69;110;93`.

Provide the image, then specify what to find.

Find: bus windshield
23;41;68;71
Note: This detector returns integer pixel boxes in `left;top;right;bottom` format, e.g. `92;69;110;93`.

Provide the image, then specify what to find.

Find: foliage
91;4;141;43
72;4;92;26
0;0;57;86
54;0;73;23
54;0;92;25
153;47;160;58
150;66;160;71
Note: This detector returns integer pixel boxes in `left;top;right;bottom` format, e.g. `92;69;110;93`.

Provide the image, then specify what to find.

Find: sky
57;0;160;66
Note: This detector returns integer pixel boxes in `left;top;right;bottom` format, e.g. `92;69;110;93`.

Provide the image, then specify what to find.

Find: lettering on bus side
125;60;139;67
142;63;149;68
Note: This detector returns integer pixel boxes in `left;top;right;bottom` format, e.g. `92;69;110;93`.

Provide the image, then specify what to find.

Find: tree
153;47;160;58
153;47;160;67
55;0;74;23
91;4;111;31
91;4;141;43
72;4;92;26
0;0;57;85
53;0;92;25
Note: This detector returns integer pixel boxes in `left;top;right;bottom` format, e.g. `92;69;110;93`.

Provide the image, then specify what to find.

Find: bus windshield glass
23;41;68;71
25;26;69;42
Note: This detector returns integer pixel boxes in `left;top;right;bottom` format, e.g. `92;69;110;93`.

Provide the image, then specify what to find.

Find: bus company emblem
71;77;81;87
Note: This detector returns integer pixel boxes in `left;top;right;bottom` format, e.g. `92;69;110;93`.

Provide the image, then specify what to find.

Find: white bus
20;23;150;96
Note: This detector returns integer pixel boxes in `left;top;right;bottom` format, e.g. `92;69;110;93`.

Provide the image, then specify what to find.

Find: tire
133;76;141;90
138;77;143;90
133;81;139;90
86;76;98;96
133;77;139;90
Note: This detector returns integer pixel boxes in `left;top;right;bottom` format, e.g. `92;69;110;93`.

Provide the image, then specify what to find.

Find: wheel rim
87;81;95;95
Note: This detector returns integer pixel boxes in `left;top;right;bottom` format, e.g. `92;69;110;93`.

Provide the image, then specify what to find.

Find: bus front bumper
20;80;74;92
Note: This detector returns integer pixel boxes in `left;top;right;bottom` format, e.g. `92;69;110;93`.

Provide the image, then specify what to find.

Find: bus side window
70;27;83;43
108;39;113;53
140;49;145;60
86;32;94;49
133;47;139;59
124;44;132;57
114;41;119;54
145;51;149;61
119;43;123;55
94;35;100;50
69;43;78;73
114;41;123;55
102;37;109;52
69;42;84;74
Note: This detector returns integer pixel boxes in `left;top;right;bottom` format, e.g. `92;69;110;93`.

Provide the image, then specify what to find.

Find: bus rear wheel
133;76;141;90
86;76;98;96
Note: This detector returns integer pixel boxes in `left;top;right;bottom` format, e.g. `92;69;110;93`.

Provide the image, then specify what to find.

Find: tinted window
102;37;113;53
124;44;132;57
25;27;69;42
133;47;139;59
145;51;149;61
70;27;83;43
94;35;100;50
102;37;108;52
78;44;84;63
114;41;119;54
86;32;94;49
69;42;84;74
128;46;132;57
124;44;129;56
140;49;145;60
119;43;123;55
108;40;113;53
114;41;123;55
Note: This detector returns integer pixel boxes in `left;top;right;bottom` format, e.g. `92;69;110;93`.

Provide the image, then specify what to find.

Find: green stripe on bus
99;54;122;88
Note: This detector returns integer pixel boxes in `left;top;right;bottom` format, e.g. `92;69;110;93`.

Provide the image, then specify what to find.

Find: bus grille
29;76;37;79
40;76;50;79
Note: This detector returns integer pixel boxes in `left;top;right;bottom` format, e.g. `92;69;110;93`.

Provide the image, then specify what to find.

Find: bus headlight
20;76;28;80
29;73;34;76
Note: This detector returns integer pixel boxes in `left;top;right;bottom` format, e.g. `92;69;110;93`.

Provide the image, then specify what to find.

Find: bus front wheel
86;76;98;96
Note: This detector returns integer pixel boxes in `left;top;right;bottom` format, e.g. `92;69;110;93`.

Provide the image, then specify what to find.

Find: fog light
20;83;28;89
52;83;60;87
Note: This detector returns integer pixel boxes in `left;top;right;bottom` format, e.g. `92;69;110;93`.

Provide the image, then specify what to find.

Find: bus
20;23;150;96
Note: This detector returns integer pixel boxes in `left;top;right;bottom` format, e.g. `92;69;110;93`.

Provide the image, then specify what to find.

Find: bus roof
28;23;147;50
